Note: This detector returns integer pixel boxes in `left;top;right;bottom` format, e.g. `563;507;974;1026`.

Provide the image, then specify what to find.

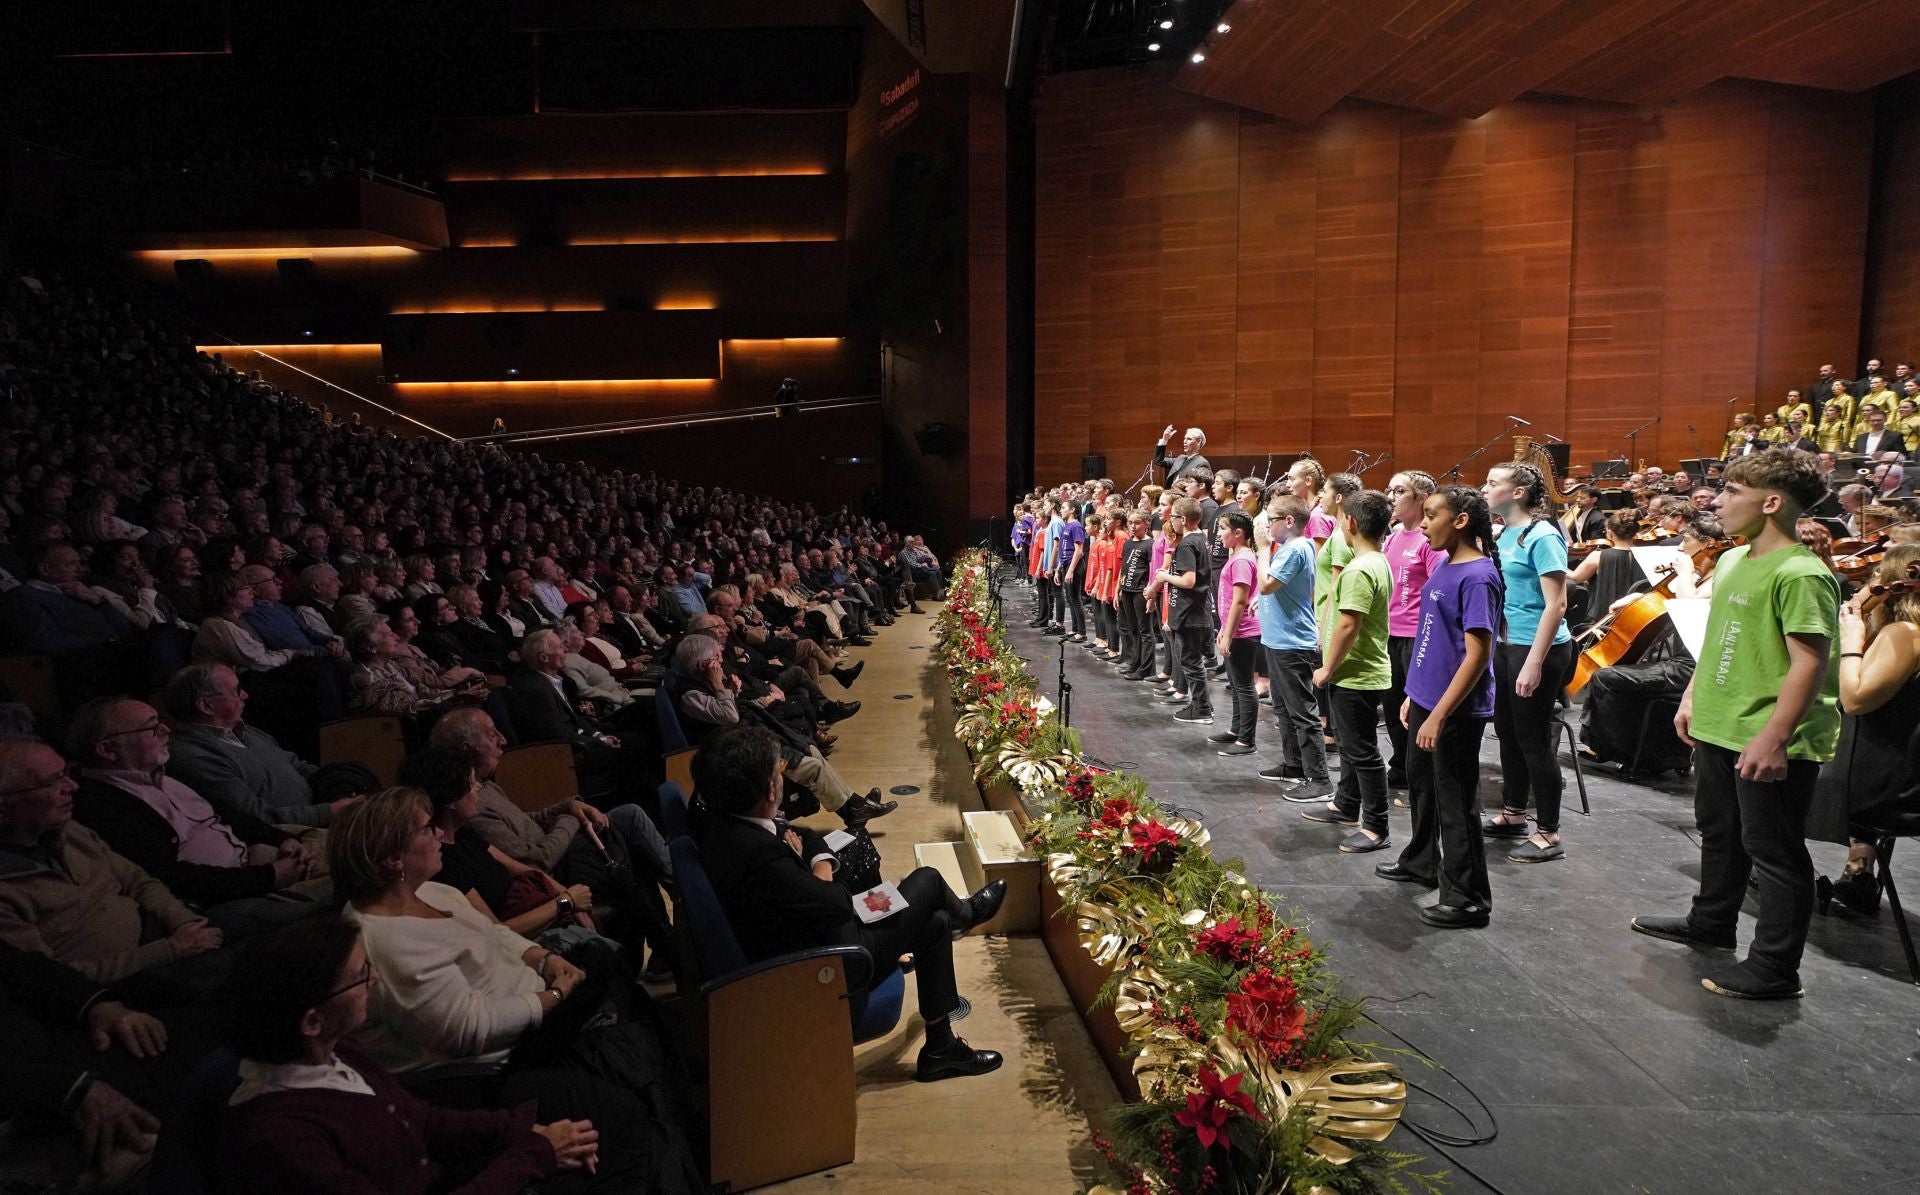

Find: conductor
1155;425;1213;488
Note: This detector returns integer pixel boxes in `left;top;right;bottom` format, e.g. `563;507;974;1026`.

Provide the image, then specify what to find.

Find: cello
1565;564;1681;698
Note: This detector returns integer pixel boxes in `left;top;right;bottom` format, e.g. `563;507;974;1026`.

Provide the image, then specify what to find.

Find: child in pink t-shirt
1382;473;1445;788
1211;509;1264;753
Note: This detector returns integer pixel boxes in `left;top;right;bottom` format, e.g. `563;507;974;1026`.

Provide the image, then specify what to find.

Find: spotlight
302;329;313;338
1190;51;1205;63
1159;18;1173;28
1217;22;1230;33
507;368;519;376
1147;41;1161;51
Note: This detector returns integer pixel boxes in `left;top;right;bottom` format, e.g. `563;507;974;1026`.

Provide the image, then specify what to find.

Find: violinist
1560;484;1606;542
1650;498;1691;546
1805;545;1920;918
1675;517;1726;599
1689;487;1718;513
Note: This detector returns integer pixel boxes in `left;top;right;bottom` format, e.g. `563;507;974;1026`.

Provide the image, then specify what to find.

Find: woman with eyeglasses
216;913;602;1194
329;789;702;1191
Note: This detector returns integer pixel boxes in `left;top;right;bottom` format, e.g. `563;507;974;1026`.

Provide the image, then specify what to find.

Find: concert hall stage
998;591;1920;1194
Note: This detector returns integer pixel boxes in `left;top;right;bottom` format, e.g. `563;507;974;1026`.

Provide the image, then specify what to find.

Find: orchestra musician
1560;485;1606;542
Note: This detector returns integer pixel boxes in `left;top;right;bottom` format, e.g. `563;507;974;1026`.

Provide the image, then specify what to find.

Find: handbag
832;826;883;893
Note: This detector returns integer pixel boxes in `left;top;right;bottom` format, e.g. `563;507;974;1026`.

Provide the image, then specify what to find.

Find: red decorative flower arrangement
1192;916;1263;967
1173;1065;1262;1150
1127;819;1183;872
1224;967;1310;1065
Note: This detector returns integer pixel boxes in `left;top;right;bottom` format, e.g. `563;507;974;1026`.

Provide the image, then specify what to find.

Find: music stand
1679;458;1721;482
1597;489;1633;511
1590;458;1630;480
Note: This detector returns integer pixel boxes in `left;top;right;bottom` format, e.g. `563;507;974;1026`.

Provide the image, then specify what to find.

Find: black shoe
1375;862;1437;887
1508;838;1565;864
956;879;1009;936
1159;693;1191;705
1258;765;1305;784
1629;915;1735;952
1829;868;1882;917
845;636;874;648
1217;742;1256;756
1206;730;1240;744
1173;706;1214;725
915;1037;1005;1082
1482;816;1529;839
831;660;865;689
1043;626;1068;637
838;792;898;829
1420;902;1491;929
1701;959;1804;1001
1282;780;1336;804
1121;669;1152;681
1301;804;1358;826
1339;830;1391;853
823;700;861;724
1068;633;1087;643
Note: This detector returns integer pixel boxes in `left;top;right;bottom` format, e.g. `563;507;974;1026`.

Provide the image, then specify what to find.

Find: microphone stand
1056;640;1072;729
1685;424;1706;467
1622;415;1659;468
1444;427;1517;482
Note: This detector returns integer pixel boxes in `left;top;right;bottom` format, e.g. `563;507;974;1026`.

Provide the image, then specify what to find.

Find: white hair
1185;427;1206;449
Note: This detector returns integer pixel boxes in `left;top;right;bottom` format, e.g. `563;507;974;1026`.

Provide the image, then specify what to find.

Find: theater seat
654;683;690;753
0;654;60;735
670;834;902;1191
494;741;580;814
316;714;407;787
663;747;696;798
658;779;690;839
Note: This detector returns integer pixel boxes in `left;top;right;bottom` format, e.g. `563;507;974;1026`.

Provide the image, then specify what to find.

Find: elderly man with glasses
0;738;223;985
67;697;329;942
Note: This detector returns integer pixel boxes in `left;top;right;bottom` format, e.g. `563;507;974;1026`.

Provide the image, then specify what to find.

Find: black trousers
1059;569;1086;633
1266;646;1330;782
1034;575;1054;622
1397;704;1492;910
1224;636;1261;743
1118;590;1151;672
1175;624;1212;712
1689;743;1820;981
1492;639;1575;831
855;866;968;1023
1385;635;1413;781
1330;686;1389;835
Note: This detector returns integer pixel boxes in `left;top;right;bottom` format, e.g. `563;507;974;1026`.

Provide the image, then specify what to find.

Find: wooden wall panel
1311;107;1400;467
967;78;1009;520
1033;70;1873;489
1863;79;1920;376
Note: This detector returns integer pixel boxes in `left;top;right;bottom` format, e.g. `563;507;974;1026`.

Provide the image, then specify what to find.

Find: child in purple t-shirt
1391;485;1503;930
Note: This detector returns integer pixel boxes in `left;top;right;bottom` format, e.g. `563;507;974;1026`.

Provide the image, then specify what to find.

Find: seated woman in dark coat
217;914;598;1194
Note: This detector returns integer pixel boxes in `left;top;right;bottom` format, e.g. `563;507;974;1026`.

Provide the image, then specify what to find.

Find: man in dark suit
1560;485;1607;541
690;726;1007;1082
502;567;553;635
505;628;643;801
1854;408;1908;460
1153;425;1213;488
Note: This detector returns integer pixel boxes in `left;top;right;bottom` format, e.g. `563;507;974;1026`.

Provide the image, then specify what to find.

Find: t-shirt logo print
862;889;895;914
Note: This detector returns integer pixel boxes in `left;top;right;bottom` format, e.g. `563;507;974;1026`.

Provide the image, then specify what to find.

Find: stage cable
1360;997;1511;1195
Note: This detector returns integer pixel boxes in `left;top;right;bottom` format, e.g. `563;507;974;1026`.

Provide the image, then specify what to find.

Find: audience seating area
0;264;949;1191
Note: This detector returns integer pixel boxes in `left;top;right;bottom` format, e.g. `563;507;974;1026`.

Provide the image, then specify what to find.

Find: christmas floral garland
937;553;1440;1195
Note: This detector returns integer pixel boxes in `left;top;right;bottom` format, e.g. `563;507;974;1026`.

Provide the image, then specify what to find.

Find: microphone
1507;415;1531;426
1541;432;1564;444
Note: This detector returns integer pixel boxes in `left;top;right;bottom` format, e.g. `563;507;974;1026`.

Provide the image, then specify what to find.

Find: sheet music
1628;545;1686;583
1665;597;1711;660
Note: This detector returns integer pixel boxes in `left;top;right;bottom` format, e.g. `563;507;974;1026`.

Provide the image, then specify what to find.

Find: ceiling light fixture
1159;19;1173;29
1191;51;1206;63
1217;22;1230;33
1147;41;1161;51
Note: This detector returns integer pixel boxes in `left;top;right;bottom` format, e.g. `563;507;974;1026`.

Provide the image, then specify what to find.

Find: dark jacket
1153;441;1212;487
692;809;852;964
447;617;513;674
0;938;108;1116
504;667;605;751
217;1041;556;1195
72;774;286;907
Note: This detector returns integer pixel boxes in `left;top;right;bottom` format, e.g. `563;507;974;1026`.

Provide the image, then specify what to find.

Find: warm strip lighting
445;167;829;181
135;246;417;261
724;338;844;348
655;297;718;311
389;304;605;314
196;343;382;354
455;239;520;249
391;379;715;390
566;234;839;246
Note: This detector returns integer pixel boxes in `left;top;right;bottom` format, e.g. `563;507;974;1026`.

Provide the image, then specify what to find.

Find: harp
1512;435;1573;516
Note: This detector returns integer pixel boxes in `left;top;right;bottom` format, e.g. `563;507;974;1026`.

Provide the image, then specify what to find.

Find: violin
1689;539;1733;580
1566;564;1681;698
1860;560;1920;614
1833;531;1892;583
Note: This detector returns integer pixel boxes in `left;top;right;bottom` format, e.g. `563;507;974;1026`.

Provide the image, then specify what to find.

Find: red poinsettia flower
1063;771;1098;807
1193;915;1262;966
1225;967;1309;1060
1093;796;1136;830
1127;819;1182;868
1172;1065;1261;1149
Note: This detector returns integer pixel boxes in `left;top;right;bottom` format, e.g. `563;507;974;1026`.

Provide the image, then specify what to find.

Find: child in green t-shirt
1631;450;1840;1001
1305;490;1394;853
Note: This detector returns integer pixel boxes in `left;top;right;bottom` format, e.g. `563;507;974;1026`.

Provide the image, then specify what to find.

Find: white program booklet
851;881;910;924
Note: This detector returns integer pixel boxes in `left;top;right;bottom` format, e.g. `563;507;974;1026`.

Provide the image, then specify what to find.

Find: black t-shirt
438;826;511;913
1205;500;1240;564
1118;538;1152;593
1168;533;1213;628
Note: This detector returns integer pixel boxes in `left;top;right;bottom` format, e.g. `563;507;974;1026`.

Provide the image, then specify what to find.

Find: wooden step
958;810;1041;935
